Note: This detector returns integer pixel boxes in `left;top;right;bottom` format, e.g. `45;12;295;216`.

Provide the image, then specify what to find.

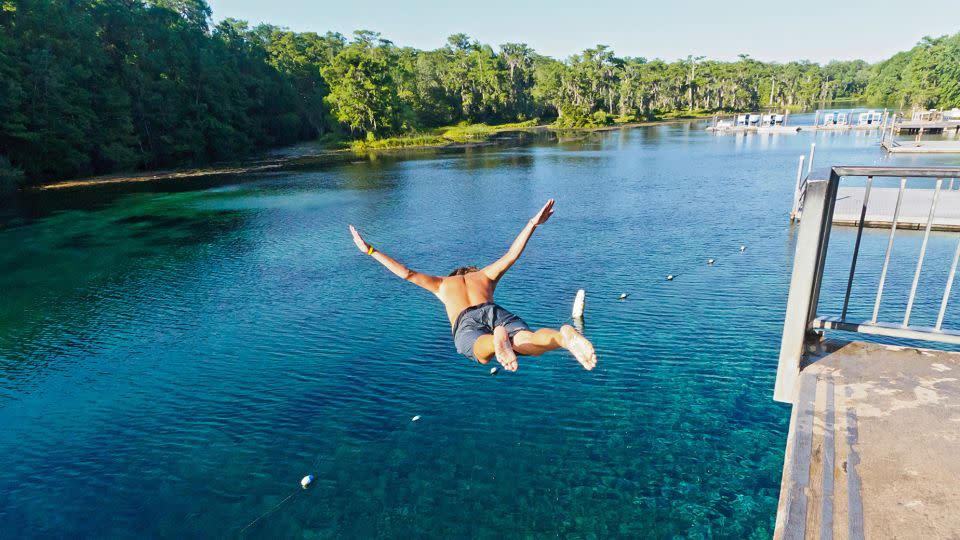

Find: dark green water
1;114;958;538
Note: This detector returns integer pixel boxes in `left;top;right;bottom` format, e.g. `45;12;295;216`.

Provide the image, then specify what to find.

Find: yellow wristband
367;245;375;255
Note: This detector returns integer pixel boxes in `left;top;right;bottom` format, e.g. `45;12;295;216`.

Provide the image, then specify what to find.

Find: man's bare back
436;271;496;326
348;199;596;372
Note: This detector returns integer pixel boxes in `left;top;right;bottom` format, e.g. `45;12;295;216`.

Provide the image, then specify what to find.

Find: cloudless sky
207;0;960;63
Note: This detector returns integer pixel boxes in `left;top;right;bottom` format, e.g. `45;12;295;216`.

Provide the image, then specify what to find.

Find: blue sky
207;0;960;63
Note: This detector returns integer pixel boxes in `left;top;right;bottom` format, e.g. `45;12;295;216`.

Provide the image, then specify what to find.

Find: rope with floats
239;242;749;533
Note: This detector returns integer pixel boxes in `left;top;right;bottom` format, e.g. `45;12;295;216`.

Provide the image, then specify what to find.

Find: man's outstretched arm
482;198;554;282
349;225;442;293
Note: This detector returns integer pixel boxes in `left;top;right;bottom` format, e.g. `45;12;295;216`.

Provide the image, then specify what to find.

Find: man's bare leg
511;329;564;355
512;325;597;370
472;327;518;371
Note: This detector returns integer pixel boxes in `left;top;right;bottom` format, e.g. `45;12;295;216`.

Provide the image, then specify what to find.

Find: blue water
1;114;958;538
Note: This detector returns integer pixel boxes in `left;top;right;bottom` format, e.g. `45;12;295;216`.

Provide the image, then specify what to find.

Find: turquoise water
1;115;958;538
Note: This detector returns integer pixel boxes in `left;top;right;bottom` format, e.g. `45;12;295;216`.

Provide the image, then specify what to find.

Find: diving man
348;199;596;372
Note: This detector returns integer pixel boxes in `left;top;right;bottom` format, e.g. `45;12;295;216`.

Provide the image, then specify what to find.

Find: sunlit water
2;113;959;538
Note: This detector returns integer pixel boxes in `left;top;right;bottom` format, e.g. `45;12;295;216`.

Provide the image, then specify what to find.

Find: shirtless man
348;199;597;372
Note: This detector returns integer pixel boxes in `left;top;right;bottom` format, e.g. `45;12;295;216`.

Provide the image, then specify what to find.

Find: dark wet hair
449;266;479;276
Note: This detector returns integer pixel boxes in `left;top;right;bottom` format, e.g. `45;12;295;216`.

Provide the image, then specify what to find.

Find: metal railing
790;143;817;220
774;166;960;403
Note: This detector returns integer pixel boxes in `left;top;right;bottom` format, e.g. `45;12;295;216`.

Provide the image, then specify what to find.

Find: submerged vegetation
1;0;959;188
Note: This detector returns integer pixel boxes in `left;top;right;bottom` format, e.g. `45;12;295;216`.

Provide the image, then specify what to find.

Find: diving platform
775;340;960;539
774;166;960;538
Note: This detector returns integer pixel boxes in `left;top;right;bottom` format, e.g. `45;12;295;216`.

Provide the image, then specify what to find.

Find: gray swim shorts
452;302;530;360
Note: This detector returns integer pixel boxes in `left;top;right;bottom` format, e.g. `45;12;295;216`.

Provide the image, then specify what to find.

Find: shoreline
34;115;718;191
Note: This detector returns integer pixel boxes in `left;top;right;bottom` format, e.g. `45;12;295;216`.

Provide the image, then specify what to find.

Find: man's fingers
348;224;369;252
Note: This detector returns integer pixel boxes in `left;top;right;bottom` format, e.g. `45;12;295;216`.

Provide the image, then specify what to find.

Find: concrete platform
832;186;960;232
774;340;960;539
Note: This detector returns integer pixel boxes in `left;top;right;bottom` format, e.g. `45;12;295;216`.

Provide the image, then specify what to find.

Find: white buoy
619;293;628;300
571;289;585;319
490;367;498;375
740;245;746;252
411;415;421;422
666;274;674;281
301;475;314;489
707;258;715;265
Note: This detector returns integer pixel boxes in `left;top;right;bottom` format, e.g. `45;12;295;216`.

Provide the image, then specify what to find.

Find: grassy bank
33;113;728;191
349;112;728;150
348;120;542;151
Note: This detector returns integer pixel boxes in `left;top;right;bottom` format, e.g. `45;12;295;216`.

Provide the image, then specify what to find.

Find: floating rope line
238;244;748;532
239;489;299;535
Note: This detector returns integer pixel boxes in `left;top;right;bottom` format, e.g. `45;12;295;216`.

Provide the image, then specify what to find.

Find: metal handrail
790;144;817;220
774;166;960;403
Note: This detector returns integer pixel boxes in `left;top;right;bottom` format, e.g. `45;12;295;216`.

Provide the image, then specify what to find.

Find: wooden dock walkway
881;139;960;154
830;186;960;231
774;340;960;539
893;121;960;134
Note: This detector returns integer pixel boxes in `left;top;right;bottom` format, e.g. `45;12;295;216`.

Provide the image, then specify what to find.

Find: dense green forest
1;0;959;189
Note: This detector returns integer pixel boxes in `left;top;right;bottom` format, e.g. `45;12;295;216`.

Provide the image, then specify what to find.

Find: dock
707;124;879;134
893;121;960;134
775;340;960;538
708;125;800;133
830;185;960;231
774;166;960;539
881;139;960;154
790;150;960;230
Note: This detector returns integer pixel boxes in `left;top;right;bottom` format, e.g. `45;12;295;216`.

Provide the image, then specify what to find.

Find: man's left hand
530;198;555;226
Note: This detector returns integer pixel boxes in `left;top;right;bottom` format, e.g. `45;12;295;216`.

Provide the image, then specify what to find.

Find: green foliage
2;1;959;187
322;32;404;138
348;119;540;151
0;155;24;191
865;34;960;109
349;133;445;150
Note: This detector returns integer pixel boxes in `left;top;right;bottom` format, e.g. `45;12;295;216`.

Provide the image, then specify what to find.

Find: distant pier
881;139;960;154
877;108;960;154
790;147;960;229
707;109;889;134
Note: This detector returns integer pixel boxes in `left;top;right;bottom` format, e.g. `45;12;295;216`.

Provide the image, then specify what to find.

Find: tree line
1;0;958;189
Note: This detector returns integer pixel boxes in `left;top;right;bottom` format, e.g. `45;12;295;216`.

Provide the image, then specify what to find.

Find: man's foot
561;325;597;370
492;326;518;372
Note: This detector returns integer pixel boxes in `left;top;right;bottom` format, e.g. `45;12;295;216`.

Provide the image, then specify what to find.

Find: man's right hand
349;225;371;253
530;198;555;226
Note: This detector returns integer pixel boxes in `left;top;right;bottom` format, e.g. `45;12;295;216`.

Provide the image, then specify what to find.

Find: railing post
774;175;838;403
791;155;806;220
806;171;840;325
807;143;816;176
